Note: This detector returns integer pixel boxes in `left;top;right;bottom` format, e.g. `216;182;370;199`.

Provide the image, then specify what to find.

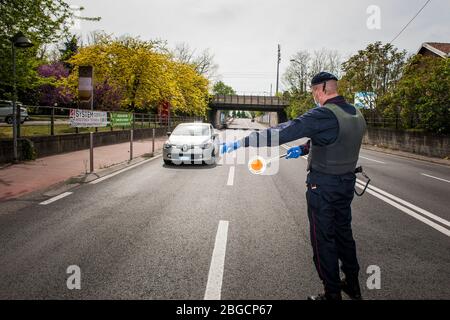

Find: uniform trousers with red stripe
306;177;360;294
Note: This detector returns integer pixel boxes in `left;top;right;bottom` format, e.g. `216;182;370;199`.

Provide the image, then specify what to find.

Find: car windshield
172;125;210;136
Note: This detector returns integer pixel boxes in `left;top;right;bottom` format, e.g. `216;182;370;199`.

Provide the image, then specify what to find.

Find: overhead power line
390;0;432;44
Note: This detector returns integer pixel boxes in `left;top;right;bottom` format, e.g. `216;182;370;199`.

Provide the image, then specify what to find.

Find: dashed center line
39;192;73;205
227;166;235;186
204;220;229;300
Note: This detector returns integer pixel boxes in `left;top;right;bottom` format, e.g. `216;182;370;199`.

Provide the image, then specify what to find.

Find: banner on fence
69;109;108;127
110;112;133;127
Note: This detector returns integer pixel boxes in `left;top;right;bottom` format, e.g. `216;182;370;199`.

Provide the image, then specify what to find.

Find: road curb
68;152;163;184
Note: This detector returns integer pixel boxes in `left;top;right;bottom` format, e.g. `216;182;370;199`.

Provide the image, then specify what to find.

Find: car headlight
200;142;213;149
164;142;173;149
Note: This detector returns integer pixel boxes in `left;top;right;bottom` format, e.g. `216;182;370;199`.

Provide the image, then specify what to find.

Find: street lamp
11;32;33;162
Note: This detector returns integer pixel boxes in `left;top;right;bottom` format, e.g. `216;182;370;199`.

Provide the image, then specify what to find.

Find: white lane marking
355;183;450;237
421;173;450;184
90;155;162;185
359;156;386;164
204;220;229;300
39;192;73;205
227;166;235;186
357;179;450;228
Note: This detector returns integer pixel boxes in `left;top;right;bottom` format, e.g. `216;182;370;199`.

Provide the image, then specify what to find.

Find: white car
0;100;29;124
163;123;220;165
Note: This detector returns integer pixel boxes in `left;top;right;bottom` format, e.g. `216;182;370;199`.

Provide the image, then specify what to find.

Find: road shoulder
362;144;450;167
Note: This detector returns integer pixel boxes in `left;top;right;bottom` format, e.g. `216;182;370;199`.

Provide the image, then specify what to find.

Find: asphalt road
0;118;449;299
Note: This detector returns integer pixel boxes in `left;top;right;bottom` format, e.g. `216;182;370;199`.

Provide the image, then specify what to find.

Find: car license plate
179;156;190;161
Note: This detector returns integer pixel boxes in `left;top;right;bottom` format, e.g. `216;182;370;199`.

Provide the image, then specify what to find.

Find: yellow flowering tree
63;35;209;115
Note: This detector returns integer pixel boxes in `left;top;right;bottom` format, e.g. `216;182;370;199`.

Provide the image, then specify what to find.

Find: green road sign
110;112;133;127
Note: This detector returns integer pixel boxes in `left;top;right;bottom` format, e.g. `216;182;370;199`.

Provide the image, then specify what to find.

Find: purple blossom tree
94;80;123;111
37;62;73;106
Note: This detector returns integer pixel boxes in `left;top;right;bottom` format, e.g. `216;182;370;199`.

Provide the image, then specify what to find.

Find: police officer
222;72;367;300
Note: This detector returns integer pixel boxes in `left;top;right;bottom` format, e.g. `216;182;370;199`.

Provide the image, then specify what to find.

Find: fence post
51;106;55;136
152;127;155;157
89;132;94;173
130;129;133;161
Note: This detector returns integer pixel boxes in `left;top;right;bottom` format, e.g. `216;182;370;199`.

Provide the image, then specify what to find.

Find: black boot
307;292;342;300
341;278;362;300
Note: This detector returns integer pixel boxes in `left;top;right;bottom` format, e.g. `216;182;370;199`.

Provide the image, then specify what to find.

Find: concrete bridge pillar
277;110;288;124
207;109;217;128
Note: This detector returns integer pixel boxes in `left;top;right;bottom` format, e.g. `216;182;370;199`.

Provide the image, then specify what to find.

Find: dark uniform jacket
242;95;358;185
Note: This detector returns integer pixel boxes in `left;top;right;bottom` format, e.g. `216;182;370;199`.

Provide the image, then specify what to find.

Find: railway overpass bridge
208;95;289;128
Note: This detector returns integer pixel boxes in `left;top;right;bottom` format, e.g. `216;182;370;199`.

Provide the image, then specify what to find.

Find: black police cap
311;72;338;86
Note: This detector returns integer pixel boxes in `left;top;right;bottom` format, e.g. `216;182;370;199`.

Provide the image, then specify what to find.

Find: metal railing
211;95;288;106
0;105;203;139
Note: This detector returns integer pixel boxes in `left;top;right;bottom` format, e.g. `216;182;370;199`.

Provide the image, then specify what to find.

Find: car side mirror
167;132;172;137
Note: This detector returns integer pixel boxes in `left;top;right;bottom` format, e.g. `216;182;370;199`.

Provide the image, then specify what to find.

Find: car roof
177;123;209;126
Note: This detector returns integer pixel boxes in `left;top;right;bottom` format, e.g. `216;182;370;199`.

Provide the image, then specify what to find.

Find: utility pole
276;44;281;95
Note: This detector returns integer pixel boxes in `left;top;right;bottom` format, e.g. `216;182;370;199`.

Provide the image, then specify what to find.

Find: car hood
168;135;211;145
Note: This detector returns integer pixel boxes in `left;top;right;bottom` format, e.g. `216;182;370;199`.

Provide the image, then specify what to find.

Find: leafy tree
285;92;315;119
37;61;72;106
0;0;99;100
59;34;79;70
339;42;407;111
64;34;209;116
284;49;341;95
94;80;123;111
384;55;449;134
212;81;236;95
172;42;218;80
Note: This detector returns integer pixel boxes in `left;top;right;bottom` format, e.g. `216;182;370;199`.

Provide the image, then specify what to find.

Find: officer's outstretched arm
221;109;317;155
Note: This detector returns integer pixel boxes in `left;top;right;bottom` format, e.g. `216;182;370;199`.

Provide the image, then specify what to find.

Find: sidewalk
0;137;166;201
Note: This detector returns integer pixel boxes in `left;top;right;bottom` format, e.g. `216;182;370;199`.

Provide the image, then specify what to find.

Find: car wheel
204;150;216;166
164;159;172;166
5;116;12;125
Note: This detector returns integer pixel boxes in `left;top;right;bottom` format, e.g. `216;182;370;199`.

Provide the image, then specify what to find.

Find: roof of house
418;42;450;58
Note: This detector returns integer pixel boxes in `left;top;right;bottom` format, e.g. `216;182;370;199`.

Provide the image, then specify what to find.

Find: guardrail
211;95;288;106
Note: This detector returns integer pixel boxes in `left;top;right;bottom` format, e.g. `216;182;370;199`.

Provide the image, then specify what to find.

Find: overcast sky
70;0;449;94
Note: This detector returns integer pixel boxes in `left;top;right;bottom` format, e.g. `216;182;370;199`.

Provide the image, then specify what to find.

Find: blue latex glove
286;146;303;159
286;141;310;159
220;140;241;154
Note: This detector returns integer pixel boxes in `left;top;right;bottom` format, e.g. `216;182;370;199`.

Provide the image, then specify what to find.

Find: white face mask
313;93;321;108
